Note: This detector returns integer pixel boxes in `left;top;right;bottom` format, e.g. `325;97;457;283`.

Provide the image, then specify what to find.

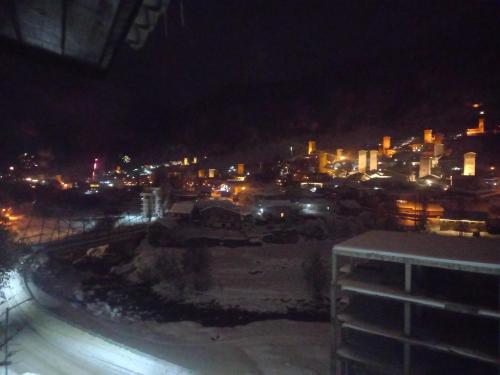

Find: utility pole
3;307;8;375
2;298;32;375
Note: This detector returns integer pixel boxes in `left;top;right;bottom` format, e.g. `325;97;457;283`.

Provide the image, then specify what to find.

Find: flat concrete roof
334;231;500;275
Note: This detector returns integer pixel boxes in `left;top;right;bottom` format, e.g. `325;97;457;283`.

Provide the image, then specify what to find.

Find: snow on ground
25;225;333;374
26;265;330;374
2;272;195;375
130;237;333;313
39;295;330;375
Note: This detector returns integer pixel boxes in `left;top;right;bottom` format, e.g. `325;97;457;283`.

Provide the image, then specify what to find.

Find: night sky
1;0;499;169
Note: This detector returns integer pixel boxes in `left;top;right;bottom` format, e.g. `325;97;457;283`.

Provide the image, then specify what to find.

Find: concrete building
419;155;432;178
331;231;500;375
463;152;476;176
358;150;368;173
424;129;433;144
237;163;245;176
308;140;316;155
369;150;378;171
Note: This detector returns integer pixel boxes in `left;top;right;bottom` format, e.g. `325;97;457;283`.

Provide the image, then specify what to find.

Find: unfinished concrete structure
331;231;500;375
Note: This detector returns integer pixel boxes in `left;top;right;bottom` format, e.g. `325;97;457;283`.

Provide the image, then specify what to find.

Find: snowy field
25;226;333;374
24;267;331;374
127;238;333;313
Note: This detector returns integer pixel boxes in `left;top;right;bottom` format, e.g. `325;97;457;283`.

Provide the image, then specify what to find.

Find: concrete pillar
404;263;412;375
463;152;476;176
308;140;316;155
358;150;368;173
330;252;339;375
369;150;378;171
419;156;432;178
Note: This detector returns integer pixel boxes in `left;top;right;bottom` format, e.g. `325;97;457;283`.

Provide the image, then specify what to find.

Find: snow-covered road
1;272;195;375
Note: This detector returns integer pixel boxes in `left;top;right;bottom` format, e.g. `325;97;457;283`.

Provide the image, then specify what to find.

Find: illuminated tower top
308;140;316;155
424;129;433;144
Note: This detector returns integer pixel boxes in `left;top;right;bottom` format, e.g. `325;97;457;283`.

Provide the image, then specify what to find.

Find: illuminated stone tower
319;152;329;173
467;113;485;136
383;136;391;151
419;156;432;178
433;133;444;144
336;148;343;160
358;150;368;173
463;152;476;176
433;143;444;157
424;129;433;144
478;116;485;133
369;150;378;171
237;163;245;176
308;140;316;155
